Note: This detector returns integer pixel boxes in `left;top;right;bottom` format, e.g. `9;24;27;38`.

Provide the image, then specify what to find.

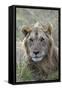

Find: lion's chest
28;58;51;80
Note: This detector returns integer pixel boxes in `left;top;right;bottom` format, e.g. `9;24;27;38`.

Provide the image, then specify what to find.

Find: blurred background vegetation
16;8;59;82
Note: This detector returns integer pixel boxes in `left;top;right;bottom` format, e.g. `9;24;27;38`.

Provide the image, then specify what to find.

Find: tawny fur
21;22;59;80
24;34;58;80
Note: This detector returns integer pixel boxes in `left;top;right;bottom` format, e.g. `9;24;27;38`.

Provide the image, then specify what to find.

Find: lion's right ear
22;26;32;36
47;23;53;35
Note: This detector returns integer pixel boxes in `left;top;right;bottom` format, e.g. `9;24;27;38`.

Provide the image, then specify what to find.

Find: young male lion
22;22;59;80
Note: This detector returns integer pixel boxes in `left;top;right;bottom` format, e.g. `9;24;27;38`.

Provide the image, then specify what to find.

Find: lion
21;22;59;80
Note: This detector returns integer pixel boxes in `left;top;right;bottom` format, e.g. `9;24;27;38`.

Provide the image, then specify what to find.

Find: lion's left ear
47;23;53;35
22;26;32;36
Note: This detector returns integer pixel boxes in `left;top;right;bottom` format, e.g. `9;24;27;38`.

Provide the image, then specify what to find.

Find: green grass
16;60;33;82
47;70;59;80
16;60;59;82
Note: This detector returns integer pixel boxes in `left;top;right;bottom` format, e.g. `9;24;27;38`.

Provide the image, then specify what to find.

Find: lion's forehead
29;28;47;39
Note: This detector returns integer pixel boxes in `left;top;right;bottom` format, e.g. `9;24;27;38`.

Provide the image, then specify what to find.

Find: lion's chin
32;57;43;62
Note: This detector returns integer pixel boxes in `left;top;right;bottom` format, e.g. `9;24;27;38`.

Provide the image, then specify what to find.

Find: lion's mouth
33;56;41;58
31;54;48;62
32;56;43;62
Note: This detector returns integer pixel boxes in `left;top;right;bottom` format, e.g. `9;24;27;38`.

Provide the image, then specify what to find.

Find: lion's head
22;22;53;62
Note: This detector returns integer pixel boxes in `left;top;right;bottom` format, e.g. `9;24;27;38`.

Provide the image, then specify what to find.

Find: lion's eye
40;37;44;41
29;38;33;42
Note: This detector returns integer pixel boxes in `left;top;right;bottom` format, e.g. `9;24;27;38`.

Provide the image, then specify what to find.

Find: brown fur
25;35;58;80
22;23;58;80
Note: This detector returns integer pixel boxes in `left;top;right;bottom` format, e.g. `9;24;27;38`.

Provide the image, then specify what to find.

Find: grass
47;70;59;80
16;59;33;82
16;60;59;82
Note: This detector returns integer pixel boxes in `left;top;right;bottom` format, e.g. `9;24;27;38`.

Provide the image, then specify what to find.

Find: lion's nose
33;51;39;55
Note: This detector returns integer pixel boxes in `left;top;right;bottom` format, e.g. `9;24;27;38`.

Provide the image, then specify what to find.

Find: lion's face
22;23;53;62
26;28;49;62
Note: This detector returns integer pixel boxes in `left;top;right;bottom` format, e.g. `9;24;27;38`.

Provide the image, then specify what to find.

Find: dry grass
16;61;59;82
